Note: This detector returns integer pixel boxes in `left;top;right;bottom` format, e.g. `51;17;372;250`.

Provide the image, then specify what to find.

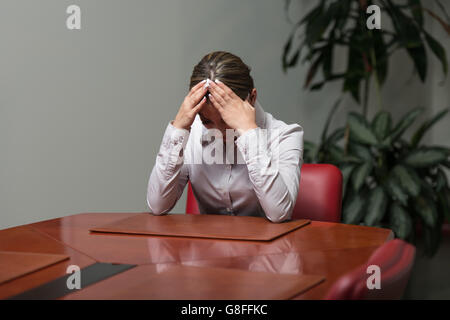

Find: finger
192;96;207;113
209;81;229;100
209;94;224;113
187;80;207;97
190;86;208;106
214;80;236;98
209;90;227;108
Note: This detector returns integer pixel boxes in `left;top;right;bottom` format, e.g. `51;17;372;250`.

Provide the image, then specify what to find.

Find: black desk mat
7;262;136;300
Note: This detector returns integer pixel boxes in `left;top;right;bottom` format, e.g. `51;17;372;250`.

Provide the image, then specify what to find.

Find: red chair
186;164;343;223
325;239;416;300
185;180;200;215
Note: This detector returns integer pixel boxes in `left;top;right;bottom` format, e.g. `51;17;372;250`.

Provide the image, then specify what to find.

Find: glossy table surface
0;212;394;299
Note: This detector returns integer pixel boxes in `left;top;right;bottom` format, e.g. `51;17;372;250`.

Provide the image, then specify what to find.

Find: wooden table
0;212;393;299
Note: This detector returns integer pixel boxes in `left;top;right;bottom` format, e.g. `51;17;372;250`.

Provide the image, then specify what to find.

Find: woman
147;51;304;222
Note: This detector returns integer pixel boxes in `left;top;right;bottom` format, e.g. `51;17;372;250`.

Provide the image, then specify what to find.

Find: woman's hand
208;80;258;135
173;81;208;130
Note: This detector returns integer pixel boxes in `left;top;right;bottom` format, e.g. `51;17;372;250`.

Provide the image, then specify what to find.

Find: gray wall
1;0;449;229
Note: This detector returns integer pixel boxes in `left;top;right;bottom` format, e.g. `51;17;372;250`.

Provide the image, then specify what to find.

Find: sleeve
235;124;304;223
146;122;190;214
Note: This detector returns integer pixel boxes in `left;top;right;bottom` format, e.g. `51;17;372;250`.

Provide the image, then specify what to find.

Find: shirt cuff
162;121;190;149
161;121;190;172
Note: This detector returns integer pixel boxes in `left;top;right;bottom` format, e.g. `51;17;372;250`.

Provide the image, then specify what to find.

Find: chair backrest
292;164;342;222
325;239;416;300
186;180;200;215
186;163;343;223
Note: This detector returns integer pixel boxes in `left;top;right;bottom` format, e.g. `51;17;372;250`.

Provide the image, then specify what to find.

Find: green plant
283;0;450;115
305;105;450;256
283;0;450;256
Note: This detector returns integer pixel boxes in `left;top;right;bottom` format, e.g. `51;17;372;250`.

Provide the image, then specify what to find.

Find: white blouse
146;100;304;222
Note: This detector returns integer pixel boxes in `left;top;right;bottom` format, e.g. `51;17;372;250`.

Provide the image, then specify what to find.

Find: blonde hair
189;51;254;100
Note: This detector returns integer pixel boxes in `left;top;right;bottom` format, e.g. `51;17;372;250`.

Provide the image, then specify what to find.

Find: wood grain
0;251;69;284
62;264;324;300
0;212;393;299
0;225;96;299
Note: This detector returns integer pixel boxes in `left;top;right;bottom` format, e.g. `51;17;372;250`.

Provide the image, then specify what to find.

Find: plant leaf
436;168;448;192
372;28;389;85
349;143;372;161
424;31;448;75
409;40;428;82
386;107;424;143
341;163;356;199
310;82;325;91
423;7;450;36
411;108;449;147
403;147;449;168
385;176;408;206
443;161;450;169
286;49;300;69
386;0;428;81
409;0;424;27
304;53;324;88
328;145;361;164
309;73;346;91
322;44;333;79
334;0;352;29
348;112;379;146
352;162;373;191
434;0;450;25
392;165;421;197
304;1;329;48
438;188;450;221
372;111;392;141
282;31;294;72
321;99;342;143
328;145;345;163
343;191;365;224
364;186;388;226
342;21;367;103
324;127;345;146
389;203;413;240
415;195;438;228
303;140;319;163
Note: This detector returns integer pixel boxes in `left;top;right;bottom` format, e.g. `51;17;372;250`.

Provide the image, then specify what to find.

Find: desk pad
7;262;136;300
62;264;325;300
90;213;310;241
0;251;69;285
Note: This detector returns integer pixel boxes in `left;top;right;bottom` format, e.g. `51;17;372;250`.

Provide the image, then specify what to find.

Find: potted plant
282;0;450;256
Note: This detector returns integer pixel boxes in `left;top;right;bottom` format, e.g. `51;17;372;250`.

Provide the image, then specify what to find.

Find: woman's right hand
172;81;208;130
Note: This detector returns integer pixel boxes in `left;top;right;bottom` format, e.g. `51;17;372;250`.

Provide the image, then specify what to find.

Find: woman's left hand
208;80;258;135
